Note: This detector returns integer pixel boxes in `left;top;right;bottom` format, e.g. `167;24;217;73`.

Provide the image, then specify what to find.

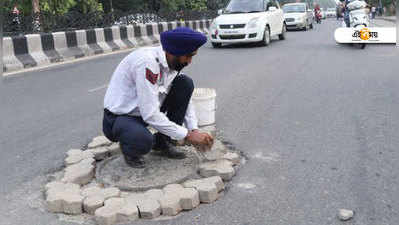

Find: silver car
283;3;314;31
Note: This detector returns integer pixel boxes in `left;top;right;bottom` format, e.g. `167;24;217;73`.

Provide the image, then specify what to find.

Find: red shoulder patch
146;68;158;85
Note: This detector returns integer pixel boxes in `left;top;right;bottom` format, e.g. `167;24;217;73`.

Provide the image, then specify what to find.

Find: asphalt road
0;18;398;225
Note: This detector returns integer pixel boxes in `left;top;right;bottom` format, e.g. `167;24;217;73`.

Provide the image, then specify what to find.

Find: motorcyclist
314;4;322;23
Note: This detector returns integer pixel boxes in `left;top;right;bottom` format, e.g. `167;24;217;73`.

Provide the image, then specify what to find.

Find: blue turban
160;27;207;56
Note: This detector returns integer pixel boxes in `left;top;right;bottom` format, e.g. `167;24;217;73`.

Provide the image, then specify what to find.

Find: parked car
209;0;286;48
326;8;337;17
283;3;314;31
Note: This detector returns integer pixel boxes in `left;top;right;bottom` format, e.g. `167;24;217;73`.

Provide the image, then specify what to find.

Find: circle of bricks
45;130;242;224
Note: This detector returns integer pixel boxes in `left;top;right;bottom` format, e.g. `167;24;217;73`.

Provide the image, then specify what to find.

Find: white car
283;3;314;31
209;0;286;48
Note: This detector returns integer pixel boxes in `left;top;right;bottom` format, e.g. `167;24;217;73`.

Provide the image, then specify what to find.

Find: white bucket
192;88;216;126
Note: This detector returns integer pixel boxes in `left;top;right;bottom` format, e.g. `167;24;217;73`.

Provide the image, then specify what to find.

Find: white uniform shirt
104;46;198;140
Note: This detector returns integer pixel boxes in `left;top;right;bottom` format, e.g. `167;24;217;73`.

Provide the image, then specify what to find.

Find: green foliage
4;0;102;15
185;0;208;10
4;0;219;15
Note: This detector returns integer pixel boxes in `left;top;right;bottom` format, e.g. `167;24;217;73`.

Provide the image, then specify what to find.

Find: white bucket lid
192;88;217;100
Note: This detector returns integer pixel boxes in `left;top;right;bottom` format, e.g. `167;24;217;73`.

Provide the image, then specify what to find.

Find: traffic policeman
103;27;214;168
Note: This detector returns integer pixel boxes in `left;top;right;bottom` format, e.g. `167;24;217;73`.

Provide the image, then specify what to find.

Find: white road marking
236;183;257;189
88;84;108;93
252;152;280;162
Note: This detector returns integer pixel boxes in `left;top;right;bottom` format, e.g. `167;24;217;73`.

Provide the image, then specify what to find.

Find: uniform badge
146;68;158;85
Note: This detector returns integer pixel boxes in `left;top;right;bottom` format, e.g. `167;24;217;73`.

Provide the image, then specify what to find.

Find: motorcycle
342;0;370;49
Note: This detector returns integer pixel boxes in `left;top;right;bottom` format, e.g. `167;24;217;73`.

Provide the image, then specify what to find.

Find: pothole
41;126;243;225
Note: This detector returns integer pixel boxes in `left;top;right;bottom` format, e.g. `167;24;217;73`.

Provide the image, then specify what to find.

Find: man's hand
185;130;214;152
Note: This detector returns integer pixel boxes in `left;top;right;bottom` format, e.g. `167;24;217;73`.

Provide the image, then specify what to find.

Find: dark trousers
103;74;194;158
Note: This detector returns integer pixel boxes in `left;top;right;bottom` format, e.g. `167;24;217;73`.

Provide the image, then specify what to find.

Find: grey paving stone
87;147;110;160
45;181;84;214
159;194;182;216
81;186;121;214
95;198;139;225
199;159;235;181
88;136;112;149
65;149;94;166
163;184;184;194
222;152;240;165
183;176;224;203
201;176;225;192
161;184;199;211
144;189;164;201
137;199;161;219
84;195;104;215
62;158;95;185
179;188;200;210
125;193;161;219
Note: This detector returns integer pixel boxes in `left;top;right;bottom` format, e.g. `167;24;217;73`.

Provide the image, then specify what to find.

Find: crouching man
103;27;214;168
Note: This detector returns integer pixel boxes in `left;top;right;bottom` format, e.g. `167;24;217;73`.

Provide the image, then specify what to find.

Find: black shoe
123;154;146;168
153;133;186;159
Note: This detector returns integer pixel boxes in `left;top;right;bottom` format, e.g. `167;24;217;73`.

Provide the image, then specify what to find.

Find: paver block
222;152;240;165
84;195;104;215
65;149;94;166
45;181;84;214
82;186;120;199
102;187;121;199
66;149;82;155
179;188;200;210
81;186;121;214
125;193;161;219
199;159;235;181
88;136;112;149
162;184;199;210
62;158;95;185
201;176;225;192
159;194;182;216
183;176;224;203
163;184;184;194
137;199;161;219
107;143;122;156
95;198;139;225
87;147;110;160
144;189;164;201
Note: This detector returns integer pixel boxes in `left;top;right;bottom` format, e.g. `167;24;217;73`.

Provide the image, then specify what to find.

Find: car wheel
278;23;286;40
310;22;313;29
261;27;271;46
212;42;222;48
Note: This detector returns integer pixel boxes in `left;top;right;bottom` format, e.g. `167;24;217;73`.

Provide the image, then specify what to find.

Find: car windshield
283;5;306;13
327;8;335;11
224;0;264;13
